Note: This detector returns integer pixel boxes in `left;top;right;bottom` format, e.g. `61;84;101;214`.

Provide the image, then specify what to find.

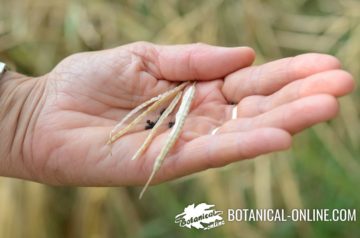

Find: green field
0;0;359;237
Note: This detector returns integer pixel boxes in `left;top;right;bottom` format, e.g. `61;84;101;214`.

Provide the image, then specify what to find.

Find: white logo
175;203;225;230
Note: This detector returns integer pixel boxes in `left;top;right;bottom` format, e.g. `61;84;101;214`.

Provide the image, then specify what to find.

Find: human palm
28;42;353;186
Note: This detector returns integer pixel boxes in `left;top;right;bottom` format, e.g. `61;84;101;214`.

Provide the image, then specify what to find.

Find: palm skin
26;42;354;187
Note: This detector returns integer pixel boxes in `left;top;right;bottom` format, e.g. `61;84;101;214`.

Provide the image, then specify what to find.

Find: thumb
154;43;255;81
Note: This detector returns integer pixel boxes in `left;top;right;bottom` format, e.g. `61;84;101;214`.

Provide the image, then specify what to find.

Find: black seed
146;120;155;125
145;119;156;130
168;121;175;128
145;124;154;130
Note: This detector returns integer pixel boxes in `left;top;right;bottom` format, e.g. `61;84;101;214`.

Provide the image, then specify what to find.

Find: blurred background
0;0;359;237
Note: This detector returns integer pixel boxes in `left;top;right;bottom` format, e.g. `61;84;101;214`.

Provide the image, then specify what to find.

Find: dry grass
0;0;359;237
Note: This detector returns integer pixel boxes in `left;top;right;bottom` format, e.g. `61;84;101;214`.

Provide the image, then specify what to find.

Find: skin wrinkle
54;53;136;110
297;100;317;132
122;53;171;108
106;74;131;99
101;52;129;80
15;87;33;153
128;54;143;99
218;134;233;167
0;73;40;179
149;45;164;79
272;80;299;108
58;88;108;113
57;94;122;124
139;71;156;91
10;86;27;159
296;77;304;99
192;84;215;109
220;95;339;135
43;127;104;185
139;145;153;182
173;51;182;80
234;132;255;161
52;111;115;129
142;59;162;81
280;98;311;134
114;75;144;109
27;92;47;180
280;104;290;135
25;78;48;181
105;59;138;104
186;45;200;80
257;95;267;115
285;56;296;88
173;145;191;180
52;65;84;85
130;42;163;80
82;78;131;109
239;57;292;115
78;142;96;185
95;141;117;169
219;117;252;134
124;154;144;184
192;80;225;111
156;47;169;81
84;82;130;112
7;96;24;175
135;76;173;106
0;81;21;110
147;50;163;80
53;68;131;116
46;143;68;185
251;65;263;96
237;69;351;118
107;137;135;184
107;132;147;183
229;65;258;102
35;130;70;185
99;107;129;121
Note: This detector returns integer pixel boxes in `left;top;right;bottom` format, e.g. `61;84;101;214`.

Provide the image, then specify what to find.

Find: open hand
27;42;354;186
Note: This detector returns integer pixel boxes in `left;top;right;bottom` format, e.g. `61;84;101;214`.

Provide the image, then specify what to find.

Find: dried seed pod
131;91;183;161
107;82;189;144
139;82;196;199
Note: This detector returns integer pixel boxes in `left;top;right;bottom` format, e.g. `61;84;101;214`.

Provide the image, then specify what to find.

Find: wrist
0;71;47;180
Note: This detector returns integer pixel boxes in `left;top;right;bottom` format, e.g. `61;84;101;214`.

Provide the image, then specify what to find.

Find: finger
219;94;338;135
235;69;354;117
161;128;291;176
155;43;255;80
222;53;341;102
